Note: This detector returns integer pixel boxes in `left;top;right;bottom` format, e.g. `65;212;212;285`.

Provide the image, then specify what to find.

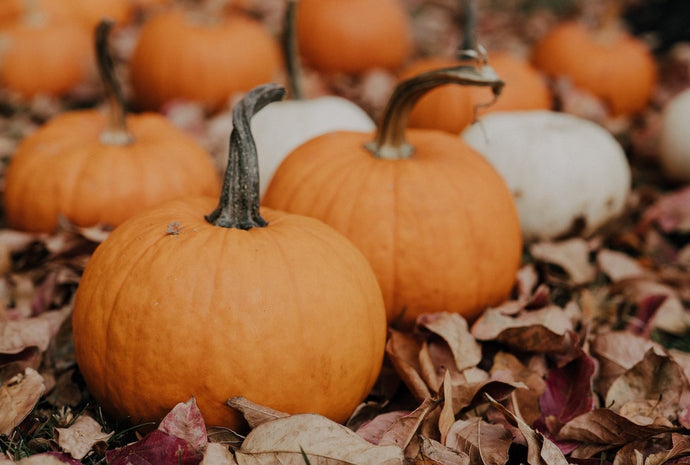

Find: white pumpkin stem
95;20;133;146
206;84;286;230
366;65;504;159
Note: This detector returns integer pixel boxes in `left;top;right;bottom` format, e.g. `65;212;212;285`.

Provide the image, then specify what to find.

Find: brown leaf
445;417;512;465
417;313;482;371
414;436;470;465
201;443;238;465
438;370;454;444
234;413;404;465
597;249;649;282
159;397;208;451
227;397;290;429
385;330;432;401
530;238;597;285
638;185;690;234
55;415;113;460
471;306;575;353
356;411;409;445
0;368;46;435
491;352;546;426
379;397;440;452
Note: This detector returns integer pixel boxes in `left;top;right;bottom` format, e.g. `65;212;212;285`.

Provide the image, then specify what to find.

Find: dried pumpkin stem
365;65;504;159
206;84;286;230
283;0;303;100
95;20;133;146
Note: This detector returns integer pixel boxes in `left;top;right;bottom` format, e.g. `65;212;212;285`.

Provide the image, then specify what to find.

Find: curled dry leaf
378;397;441;453
105;429;203;465
234;413;404;465
415;436;470;465
356;411;409;445
445;417;512;465
0;368;46;435
55;414;113;460
529;238;597;286
158;397;208;452
227;396;289;429
491;352;546;426
385;329;433;401
471;306;575;353
416;313;482;372
201;443;238;465
638;186;690;234
597;249;649;282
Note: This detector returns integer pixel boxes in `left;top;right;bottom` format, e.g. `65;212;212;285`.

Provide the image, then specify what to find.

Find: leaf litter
2;0;690;464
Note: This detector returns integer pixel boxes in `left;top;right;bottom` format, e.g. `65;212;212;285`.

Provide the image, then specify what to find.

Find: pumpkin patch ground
2;0;690;464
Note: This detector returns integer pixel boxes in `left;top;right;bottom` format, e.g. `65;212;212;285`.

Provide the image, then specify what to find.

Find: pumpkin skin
129;8;282;111
462;110;631;241
296;0;412;74
659;88;690;182
0;0;133;30
531;21;657;116
399;52;552;133
3;110;221;233
72;85;387;430
0;20;94;98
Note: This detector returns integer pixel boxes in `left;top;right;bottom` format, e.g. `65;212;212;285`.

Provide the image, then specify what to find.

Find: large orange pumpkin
72;84;387;430
399;51;552;133
0;13;94;98
296;0;412;74
3;21;220;233
531;20;657;116
263;65;523;328
129;6;282;111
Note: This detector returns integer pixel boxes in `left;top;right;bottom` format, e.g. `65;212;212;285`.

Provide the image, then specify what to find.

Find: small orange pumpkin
0;0;133;31
531;20;657;116
129;6;282;111
296;0;412;74
263;65;523;328
0;12;94;98
72;84;387;430
3;21;220;233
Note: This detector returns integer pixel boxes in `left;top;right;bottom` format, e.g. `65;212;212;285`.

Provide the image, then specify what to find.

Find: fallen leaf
438;370;454;444
379;397;440;452
234;413;404;465
416;313;482;372
0;367;46;435
638;185;690;234
105;429;203;465
597;249;649;282
201;443;238;465
530;238;597;285
385;329;432;400
491;352;546;426
445;417;512;465
55;414;113;460
13;453;81;464
356;411;409;445
159;397;208;451
414;436;470;465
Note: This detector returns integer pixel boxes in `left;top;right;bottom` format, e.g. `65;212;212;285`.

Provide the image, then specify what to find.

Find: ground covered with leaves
2;0;690;464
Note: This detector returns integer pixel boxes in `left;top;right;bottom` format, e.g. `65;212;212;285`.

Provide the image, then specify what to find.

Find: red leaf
105;430;203;465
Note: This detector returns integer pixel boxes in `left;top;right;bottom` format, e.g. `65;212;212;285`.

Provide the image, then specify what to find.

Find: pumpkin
462;110;631;241
263;65;523;328
0;11;94;98
251;0;375;196
71;83;387;430
3;20;220;233
659;88;690;182
0;0;133;31
296;0;412;75
400;51;552;133
531;20;657;117
129;5;282;112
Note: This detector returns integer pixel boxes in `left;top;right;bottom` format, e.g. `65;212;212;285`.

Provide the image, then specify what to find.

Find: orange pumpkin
263;65;523;328
400;51;552;133
3;21;220;233
296;0;412;74
531;20;657;116
129;7;282;111
0;14;94;98
72;84;387;430
0;0;133;30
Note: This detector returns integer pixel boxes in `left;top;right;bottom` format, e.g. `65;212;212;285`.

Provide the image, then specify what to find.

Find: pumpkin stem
282;0;304;100
365;65;504;159
206;84;286;230
95;20;133;146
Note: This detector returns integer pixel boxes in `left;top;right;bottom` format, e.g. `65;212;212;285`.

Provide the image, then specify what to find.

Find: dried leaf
201;443;238;465
0;368;46;435
591;331;659;395
471;306;575;353
159;397;208;451
491;352;546;426
597;249;649;282
234;413;404;465
55;415;112;460
357;411;409;445
13;453;81;464
638;186;690;234
415;436;470;465
386;330;432;400
105;429;203;465
227;397;290;429
530;238;597;285
438;371;454;444
379;398;440;452
417;313;482;371
445;417;512;465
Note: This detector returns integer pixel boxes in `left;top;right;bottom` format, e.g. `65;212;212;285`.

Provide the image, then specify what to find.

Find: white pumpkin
462;110;631;241
251;96;376;196
659;88;690;182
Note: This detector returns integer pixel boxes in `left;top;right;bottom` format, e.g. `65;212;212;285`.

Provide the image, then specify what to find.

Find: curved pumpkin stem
282;0;303;100
206;84;286;230
95;20;133;146
366;65;504;159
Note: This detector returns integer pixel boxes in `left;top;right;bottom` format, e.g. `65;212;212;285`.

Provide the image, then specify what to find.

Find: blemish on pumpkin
513;189;523;199
166;221;181;235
